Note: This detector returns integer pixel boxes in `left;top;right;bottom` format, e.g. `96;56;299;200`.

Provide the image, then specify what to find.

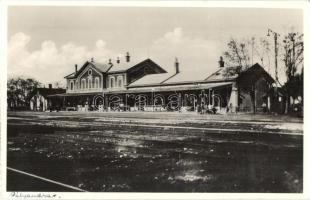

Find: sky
8;6;303;86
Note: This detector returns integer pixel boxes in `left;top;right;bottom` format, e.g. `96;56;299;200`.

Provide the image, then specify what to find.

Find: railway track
7;115;303;135
7;167;87;192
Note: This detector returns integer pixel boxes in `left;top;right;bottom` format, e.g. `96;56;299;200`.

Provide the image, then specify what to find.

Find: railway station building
47;53;277;113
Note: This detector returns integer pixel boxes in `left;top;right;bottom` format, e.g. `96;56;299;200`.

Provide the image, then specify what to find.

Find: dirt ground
7;111;303;192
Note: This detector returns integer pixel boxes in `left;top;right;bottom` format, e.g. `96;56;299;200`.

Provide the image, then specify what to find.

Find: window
81;79;86;89
95;77;100;88
110;77;115;88
70;81;74;90
117;76;123;88
88;78;92;89
88;69;92;75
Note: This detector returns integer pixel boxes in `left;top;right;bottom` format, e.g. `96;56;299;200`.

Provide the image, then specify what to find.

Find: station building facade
48;53;276;113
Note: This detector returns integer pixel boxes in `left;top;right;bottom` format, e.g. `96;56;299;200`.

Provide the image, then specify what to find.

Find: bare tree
249;37;272;71
223;38;251;76
282;32;303;113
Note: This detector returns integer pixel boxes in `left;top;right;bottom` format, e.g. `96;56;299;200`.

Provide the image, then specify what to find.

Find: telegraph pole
251;37;254;66
267;28;280;84
288;33;297;78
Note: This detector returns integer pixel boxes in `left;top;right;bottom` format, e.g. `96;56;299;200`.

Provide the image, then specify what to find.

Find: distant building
7;98;27;111
29;84;65;111
48;53;278;113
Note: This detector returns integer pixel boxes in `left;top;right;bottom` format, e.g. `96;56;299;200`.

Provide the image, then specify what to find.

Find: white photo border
1;1;309;200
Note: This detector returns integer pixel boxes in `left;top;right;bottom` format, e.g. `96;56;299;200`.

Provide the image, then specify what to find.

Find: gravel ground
7;111;303;192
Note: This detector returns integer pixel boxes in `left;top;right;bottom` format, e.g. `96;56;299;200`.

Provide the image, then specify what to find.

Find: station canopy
108;82;233;94
47;92;101;98
47;82;233;98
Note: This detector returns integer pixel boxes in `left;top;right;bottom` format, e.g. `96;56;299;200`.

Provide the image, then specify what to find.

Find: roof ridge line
107;59;141;73
106;63;114;73
64;72;75;78
160;72;178;84
89;62;103;73
127;72;169;86
204;68;222;81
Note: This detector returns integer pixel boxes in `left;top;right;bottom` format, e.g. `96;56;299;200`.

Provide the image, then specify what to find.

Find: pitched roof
91;62;111;73
127;66;239;88
30;88;66;99
204;68;238;82
163;68;238;85
163;71;209;84
64;72;76;79
237;63;274;83
128;72;173;87
65;58;166;78
107;61;136;73
64;61;111;79
107;58;166;74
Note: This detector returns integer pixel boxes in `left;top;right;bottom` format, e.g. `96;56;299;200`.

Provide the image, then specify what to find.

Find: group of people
196;104;217;114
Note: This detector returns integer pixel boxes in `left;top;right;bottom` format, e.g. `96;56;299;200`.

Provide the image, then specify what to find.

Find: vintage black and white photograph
4;2;305;196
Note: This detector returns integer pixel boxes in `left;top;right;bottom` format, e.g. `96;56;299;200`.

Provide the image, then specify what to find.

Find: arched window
81;79;86;89
70;81;74;90
95;77;100;88
88;78;92;89
117;76;123;88
110;77;115;88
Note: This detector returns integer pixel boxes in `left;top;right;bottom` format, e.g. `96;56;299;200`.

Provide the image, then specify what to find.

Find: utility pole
267;28;280;84
288;33;297;78
251;37;254;66
284;33;297;114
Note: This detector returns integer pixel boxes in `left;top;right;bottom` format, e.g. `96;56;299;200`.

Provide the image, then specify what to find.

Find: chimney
218;56;225;68
75;64;78;74
116;57;120;64
126;52;130;62
108;58;112;65
48;84;52;89
91;57;94;62
175;57;180;74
